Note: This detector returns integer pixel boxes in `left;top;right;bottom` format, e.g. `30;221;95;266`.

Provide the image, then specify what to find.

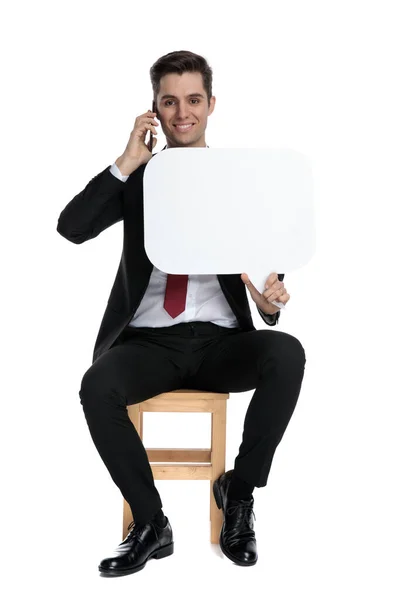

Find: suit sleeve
56;164;128;244
257;273;285;326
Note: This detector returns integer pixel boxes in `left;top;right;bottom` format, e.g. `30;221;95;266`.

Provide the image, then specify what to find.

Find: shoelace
123;520;146;544
125;518;163;543
225;501;256;546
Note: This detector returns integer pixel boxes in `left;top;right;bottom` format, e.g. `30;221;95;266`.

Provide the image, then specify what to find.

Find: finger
277;292;290;304
274;290;289;303
275;287;286;301
265;292;289;306
264;272;279;289
264;280;284;294
263;284;285;301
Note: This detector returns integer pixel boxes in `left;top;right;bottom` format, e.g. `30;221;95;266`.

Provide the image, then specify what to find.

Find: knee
288;334;306;364
270;332;306;372
79;367;99;408
78;366;122;411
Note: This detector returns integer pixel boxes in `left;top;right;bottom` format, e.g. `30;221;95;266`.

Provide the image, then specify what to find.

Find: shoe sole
213;478;258;567
98;541;174;576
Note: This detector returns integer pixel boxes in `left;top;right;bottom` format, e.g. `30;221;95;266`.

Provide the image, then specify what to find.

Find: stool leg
210;400;227;544
121;404;142;540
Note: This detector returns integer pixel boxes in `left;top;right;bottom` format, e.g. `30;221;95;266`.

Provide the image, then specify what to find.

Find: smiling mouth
173;123;195;132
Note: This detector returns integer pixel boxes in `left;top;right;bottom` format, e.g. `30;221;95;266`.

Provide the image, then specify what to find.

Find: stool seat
122;389;229;544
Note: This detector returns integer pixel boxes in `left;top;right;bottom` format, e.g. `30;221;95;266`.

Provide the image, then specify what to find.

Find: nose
175;105;192;120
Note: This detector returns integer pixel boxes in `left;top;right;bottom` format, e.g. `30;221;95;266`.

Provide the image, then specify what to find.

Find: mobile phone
149;100;156;152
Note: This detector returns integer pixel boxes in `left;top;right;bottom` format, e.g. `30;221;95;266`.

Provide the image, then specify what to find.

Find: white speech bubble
143;147;315;309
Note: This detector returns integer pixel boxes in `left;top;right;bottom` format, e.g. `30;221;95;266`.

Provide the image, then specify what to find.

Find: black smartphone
149;100;156;152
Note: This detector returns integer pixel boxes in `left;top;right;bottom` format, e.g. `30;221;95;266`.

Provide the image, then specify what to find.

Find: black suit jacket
57;156;284;364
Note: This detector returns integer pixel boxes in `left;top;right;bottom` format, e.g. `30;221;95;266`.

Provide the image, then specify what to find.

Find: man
57;50;306;576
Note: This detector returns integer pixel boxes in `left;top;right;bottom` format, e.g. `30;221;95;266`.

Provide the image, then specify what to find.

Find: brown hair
150;50;213;108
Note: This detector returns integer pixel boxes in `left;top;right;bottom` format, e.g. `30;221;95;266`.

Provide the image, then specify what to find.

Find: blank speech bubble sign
143;147;315;297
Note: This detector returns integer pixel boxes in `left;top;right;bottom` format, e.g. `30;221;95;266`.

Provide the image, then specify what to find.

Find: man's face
156;71;215;148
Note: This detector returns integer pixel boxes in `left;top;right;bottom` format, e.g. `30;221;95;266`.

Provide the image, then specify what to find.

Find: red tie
163;274;189;318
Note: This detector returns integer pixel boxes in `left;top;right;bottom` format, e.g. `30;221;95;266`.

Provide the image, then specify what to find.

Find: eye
164;99;200;106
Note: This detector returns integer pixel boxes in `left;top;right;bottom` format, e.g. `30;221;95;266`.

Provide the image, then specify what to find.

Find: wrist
115;155;140;176
260;305;279;316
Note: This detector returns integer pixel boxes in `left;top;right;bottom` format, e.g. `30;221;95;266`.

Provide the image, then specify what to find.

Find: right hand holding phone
118;110;159;172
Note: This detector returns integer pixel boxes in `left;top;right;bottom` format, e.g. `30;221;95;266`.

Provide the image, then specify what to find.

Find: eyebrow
160;93;205;101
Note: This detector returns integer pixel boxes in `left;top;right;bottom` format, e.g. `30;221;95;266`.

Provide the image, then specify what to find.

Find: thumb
241;273;261;298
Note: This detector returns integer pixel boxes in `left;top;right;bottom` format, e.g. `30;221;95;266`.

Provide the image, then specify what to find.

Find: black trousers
79;321;306;526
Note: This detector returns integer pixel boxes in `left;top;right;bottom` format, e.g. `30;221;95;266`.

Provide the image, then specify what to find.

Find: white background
1;0;399;598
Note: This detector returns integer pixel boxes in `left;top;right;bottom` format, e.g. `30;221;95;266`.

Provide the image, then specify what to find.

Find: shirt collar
162;144;209;151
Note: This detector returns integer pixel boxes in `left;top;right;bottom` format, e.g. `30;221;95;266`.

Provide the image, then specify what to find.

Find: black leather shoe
213;469;258;566
98;516;174;576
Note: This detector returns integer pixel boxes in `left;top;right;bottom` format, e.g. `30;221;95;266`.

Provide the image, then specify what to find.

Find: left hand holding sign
240;272;290;315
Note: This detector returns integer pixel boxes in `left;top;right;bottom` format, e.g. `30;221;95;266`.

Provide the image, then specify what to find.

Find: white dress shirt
109;158;240;329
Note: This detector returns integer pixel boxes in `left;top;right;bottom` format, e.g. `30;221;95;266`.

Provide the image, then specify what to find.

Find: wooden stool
122;389;229;544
